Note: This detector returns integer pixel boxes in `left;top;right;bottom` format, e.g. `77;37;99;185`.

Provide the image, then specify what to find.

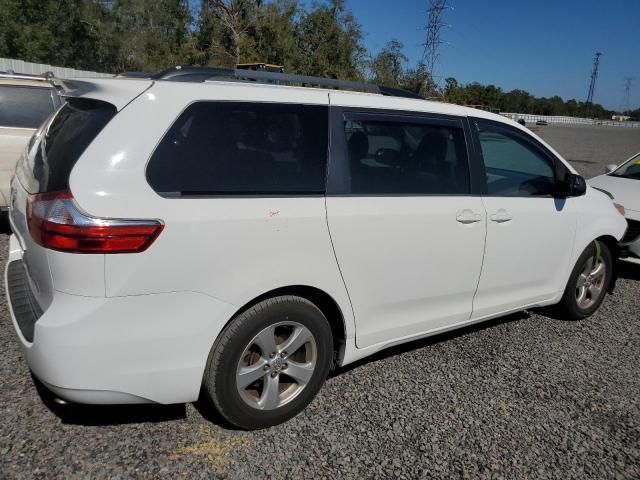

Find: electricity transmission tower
622;77;635;114
585;51;601;117
422;0;450;98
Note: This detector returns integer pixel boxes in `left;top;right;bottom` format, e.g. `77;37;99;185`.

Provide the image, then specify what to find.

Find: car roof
65;75;506;120
61;76;572;171
327;87;504;120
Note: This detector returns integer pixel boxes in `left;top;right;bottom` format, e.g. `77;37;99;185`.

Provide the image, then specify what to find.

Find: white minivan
5;68;627;429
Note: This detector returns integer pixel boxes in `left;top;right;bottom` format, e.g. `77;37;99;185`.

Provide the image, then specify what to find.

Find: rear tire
203;295;333;430
556;241;612;320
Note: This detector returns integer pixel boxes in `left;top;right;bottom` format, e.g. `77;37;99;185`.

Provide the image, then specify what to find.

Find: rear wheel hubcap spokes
236;321;317;410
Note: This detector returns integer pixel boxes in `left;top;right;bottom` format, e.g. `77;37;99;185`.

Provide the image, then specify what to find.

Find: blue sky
190;0;639;110
346;0;640;110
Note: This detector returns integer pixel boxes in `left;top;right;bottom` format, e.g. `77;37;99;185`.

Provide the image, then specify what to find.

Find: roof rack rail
150;66;423;100
0;70;71;91
0;71;55;81
116;71;155;79
377;85;423;100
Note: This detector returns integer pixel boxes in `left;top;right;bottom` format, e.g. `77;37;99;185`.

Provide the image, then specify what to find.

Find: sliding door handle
456;209;483;224
490;209;513;223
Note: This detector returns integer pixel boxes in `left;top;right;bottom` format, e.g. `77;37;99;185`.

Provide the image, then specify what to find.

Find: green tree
368;39;407;87
251;0;301;67
368;41;435;97
197;0;256;66
295;0;366;80
403;62;437;97
0;0;119;71
112;0;192;72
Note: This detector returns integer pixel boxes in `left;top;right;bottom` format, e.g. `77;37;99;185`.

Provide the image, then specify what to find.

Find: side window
147;102;328;195
477;124;556;196
0;85;56;129
344;116;470;194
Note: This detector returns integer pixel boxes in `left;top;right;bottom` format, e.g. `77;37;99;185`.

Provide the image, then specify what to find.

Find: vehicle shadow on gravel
191;311;534;429
33;273;638;430
33;375;187;426
331;311;531;378
32;313;533;429
619;262;640;281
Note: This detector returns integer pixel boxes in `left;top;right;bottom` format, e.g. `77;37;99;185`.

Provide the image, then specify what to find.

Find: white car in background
5;67;628;429
0;72;63;218
589;152;640;265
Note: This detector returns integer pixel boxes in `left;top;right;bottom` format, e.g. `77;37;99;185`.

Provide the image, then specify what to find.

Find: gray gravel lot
1;125;640;479
532;124;640;178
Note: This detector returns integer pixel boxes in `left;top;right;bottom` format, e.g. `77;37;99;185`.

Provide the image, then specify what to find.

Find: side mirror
605;164;617;174
563;173;587;197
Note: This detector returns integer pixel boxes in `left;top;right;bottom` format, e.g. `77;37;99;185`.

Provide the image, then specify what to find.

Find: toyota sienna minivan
5;67;627;429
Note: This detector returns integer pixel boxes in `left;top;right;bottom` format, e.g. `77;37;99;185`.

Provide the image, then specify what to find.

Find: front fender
564;187;627;293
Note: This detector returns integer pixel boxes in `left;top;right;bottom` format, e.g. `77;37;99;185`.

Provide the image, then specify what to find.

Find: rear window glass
0;85;56;128
146;102;328;195
16;98;117;194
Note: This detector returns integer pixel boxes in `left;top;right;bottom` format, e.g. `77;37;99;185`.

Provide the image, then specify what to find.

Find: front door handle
456;209;483;224
490;209;513;223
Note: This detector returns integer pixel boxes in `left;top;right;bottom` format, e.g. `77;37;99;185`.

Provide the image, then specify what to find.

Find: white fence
502;112;640;128
0;57;113;79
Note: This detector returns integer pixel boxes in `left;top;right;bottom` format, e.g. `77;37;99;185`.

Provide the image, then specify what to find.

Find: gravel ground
1;126;640;479
532;124;640;178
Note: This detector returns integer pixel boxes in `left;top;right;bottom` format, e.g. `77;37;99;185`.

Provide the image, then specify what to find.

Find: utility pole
422;0;450;98
585;51;601;117
622;77;635;114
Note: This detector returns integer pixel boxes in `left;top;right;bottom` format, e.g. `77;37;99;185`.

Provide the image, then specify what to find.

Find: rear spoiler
59;78;153;111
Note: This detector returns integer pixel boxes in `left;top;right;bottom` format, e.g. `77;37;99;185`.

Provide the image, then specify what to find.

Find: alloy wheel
235;321;317;410
575;255;606;310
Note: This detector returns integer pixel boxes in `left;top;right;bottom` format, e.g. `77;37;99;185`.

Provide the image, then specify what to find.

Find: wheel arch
227;285;348;366
559;233;621;301
596;234;620;292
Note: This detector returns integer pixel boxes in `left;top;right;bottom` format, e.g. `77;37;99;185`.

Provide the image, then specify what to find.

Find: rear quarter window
16;98;117;194
0;85;56;129
146;102;329;196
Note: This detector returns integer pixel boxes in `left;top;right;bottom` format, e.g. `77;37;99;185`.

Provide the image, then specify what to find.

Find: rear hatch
10;97;119;311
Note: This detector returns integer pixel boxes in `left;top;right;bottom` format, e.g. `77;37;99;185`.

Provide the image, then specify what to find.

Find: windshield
611;152;640;180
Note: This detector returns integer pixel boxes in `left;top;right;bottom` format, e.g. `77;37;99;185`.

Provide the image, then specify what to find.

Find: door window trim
327;107;483;196
470;117;566;198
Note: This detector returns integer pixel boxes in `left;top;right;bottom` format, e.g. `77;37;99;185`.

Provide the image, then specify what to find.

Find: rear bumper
5;235;238;405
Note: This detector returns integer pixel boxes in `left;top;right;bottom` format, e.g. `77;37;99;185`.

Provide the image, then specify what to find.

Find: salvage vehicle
5;67;627;429
589;151;640;265
0;72;63;219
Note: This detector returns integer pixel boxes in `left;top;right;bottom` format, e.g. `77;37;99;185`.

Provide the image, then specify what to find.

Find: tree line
0;0;617;118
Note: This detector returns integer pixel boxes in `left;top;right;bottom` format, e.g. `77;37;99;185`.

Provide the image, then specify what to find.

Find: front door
470;119;576;319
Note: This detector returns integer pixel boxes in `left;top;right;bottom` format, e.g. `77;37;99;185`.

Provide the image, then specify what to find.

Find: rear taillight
26;190;163;254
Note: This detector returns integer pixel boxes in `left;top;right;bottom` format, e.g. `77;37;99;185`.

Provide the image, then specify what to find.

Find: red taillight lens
27;190;164;253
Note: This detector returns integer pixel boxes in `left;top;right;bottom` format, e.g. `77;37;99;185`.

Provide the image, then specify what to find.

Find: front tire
557;241;612;320
203;295;333;430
